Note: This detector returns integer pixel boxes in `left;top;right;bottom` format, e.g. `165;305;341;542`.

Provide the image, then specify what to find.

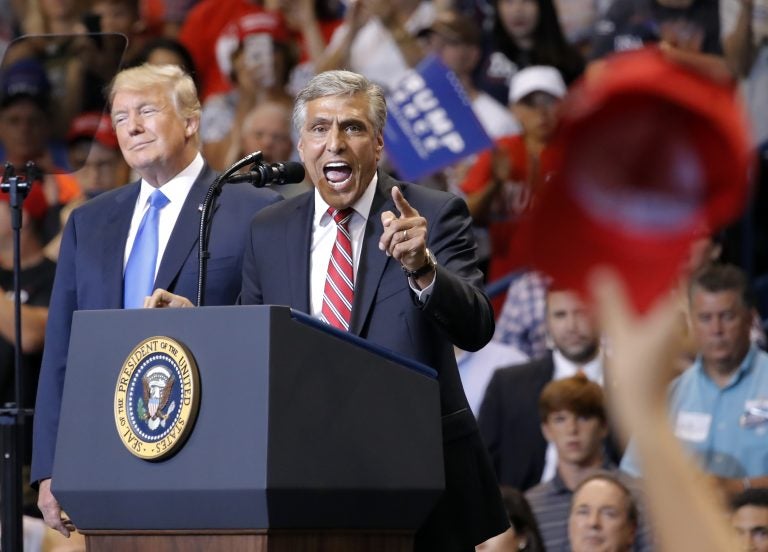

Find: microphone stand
196;151;265;307
0;161;38;552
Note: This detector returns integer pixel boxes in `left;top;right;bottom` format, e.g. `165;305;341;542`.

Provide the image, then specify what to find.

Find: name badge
675;411;712;442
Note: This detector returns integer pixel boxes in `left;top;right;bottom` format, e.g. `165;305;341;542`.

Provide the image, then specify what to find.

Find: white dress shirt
310;174;377;318
123;153;204;279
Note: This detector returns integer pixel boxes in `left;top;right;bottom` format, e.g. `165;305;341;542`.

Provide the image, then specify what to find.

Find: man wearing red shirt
460;66;565;307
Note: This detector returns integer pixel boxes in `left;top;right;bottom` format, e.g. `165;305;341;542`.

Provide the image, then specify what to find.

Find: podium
52;305;444;551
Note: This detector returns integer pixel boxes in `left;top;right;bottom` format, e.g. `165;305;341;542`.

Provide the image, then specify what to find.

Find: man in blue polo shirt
621;264;768;497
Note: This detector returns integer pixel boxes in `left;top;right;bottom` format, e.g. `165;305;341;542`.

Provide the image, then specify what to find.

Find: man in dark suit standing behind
32;63;282;537
242;68;508;552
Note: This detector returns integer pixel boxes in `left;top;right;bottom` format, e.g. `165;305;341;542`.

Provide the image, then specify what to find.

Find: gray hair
108;63;201;122
292;70;387;135
688;263;755;309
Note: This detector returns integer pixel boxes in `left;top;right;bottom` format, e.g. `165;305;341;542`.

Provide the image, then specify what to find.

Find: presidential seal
114;336;200;460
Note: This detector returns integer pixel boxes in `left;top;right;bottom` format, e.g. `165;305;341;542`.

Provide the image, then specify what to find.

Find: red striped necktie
321;207;355;331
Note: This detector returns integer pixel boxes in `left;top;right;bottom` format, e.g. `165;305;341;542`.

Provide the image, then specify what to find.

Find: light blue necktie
123;189;170;309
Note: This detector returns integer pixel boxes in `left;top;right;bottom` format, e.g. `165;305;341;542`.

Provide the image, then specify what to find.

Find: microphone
225;161;305;187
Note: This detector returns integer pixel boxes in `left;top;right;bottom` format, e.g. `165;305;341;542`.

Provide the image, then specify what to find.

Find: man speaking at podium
247;69;509;550
153;69;509;551
31;64;281;537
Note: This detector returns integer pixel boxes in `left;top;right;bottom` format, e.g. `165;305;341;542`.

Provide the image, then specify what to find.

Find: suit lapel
287;194;314;314
153;165;213;292
102;183;140;308
349;174;395;336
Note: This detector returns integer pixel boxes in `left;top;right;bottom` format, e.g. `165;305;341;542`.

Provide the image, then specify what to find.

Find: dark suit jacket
31;164;282;483
240;172;509;551
477;353;555;491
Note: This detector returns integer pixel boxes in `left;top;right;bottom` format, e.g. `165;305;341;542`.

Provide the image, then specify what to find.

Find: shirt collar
694;343;758;389
552;348;603;383
313;171;378;226
137;153;203;206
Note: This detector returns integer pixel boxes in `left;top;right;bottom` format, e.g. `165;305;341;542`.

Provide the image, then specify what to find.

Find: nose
707;317;724;336
564;313;579;332
126;111;144;136
326;124;346;154
566;417;578;434
587;510;601;528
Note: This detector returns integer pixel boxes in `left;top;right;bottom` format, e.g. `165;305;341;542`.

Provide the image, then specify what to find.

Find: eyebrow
308;115;368;127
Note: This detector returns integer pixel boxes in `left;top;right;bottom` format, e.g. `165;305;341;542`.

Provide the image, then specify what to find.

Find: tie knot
148;189;170;210
328;207;353;226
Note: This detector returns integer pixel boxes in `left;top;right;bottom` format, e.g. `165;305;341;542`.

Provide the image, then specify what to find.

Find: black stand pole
0;161;38;552
196;151;264;306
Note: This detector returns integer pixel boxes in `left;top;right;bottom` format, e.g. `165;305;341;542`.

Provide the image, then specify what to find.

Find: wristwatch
402;248;437;279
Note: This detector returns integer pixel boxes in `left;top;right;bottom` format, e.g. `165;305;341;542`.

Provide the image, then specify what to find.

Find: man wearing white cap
460;65;566;299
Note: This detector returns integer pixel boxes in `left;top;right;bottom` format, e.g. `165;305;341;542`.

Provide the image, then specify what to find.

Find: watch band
402;249;436;278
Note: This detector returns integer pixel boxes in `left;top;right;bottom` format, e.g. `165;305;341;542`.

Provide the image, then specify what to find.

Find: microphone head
277;161;305;184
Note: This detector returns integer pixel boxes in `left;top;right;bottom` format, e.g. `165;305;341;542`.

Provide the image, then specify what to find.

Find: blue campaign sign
384;55;493;182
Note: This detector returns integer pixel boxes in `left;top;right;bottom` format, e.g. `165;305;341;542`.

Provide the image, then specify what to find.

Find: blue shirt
622;344;768;478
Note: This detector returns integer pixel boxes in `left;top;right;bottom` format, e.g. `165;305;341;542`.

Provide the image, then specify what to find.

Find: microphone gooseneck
196;152;305;306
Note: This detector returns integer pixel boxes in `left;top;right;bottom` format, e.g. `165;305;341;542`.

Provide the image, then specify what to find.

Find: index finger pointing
391;186;418;218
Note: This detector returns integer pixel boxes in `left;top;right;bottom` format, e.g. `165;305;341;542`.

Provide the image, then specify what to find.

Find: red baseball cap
66;112;119;150
516;47;753;312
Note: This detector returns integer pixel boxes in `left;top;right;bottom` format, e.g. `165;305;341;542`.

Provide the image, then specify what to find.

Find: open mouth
323;161;353;189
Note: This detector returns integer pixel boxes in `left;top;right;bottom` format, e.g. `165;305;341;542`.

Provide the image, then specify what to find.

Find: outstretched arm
590;269;738;552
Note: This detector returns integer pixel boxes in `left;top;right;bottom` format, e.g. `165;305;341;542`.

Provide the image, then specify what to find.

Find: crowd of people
0;1;767;551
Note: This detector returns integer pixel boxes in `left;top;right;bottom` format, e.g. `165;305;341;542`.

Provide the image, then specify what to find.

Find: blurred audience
65;111;128;199
240;100;294;163
42;111;129;261
237;100;311;198
0;57;82;231
589;0;732;84
721;0;768;148
131;36;198;90
178;0;289;100
201;20;296;170
553;0;612;56
478;0;584;104
420;10;520;141
316;0;436;92
268;0;344;95
89;0;149;67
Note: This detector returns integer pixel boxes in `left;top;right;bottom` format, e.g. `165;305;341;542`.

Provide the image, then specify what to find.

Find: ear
297;136;306;161
541;422;553;443
185;116;200;138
